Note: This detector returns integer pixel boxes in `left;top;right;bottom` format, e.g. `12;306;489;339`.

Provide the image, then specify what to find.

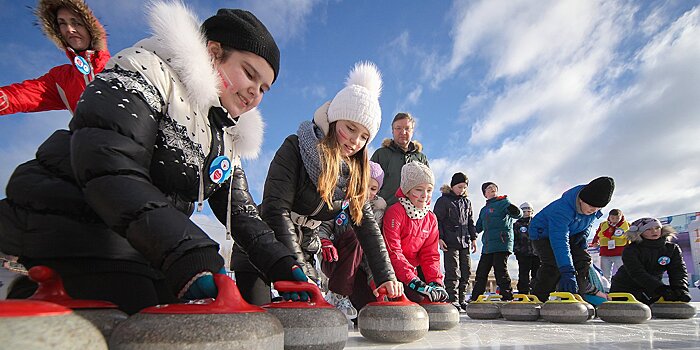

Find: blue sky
2;1;700;269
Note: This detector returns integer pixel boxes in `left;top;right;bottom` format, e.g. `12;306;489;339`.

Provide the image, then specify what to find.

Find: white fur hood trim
147;1;220;110
228;109;265;160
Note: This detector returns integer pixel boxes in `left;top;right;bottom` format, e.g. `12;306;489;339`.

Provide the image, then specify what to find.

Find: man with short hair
370;112;429;206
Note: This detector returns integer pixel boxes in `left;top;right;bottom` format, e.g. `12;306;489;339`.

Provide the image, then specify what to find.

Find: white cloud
429;2;700;223
301;85;327;100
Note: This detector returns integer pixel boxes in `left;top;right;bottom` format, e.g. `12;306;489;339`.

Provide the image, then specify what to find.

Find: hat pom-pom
345;61;382;99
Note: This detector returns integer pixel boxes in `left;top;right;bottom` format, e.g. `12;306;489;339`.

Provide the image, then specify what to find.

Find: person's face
579;200;601;215
641;226;662;240
211;43;274;117
484;184;498;199
452;183;467;196
57;8;90;51
522;208;533;218
392;118;414;148
368;178;380;200
407;183;433;209
335;120;369;157
608;214;621;225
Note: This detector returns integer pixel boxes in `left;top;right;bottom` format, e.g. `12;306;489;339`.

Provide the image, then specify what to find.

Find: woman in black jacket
232;62;402;305
610;217;691;305
0;2;305;313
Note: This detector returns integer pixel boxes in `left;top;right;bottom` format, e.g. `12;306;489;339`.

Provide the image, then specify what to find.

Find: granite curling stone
501;294;542;321
651;297;697;319
466;294;501;320
541;292;589;324
420;300;460;330
597;293;651;324
358;288;429;343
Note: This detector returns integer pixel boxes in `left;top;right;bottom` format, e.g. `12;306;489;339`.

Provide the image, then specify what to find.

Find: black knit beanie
451;172;468;187
202;9;280;83
481;182;497;195
579;176;615;207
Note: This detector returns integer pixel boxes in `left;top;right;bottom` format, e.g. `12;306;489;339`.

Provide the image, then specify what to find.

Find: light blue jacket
529;185;603;270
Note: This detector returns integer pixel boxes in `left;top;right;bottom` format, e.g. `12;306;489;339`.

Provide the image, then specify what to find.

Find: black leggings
234;271;273;306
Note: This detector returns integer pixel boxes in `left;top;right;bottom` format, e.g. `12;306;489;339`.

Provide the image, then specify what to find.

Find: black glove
668;286;692;302
507;204;521;216
656;285;674;300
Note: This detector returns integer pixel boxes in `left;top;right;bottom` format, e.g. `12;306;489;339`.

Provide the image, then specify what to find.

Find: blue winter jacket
475;195;522;254
529;185;603;270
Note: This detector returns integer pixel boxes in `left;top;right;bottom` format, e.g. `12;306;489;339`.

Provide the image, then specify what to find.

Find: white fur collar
147;1;263;159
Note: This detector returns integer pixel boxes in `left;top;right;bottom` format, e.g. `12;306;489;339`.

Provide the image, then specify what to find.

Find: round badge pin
73;55;91;75
657;256;671;266
209;155;232;184
520;227;527;232
614;228;624;236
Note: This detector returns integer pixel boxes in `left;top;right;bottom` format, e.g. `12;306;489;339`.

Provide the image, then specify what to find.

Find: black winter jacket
0;13;295;296
259;134;396;285
513;217;536;256
433;186;477;250
610;236;689;304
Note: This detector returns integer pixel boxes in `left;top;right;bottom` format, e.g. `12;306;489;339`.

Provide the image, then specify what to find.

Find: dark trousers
444;247;471;303
470;251;512;301
7;269;175;315
531;237;592;303
321;230;364;296
515;253;540;294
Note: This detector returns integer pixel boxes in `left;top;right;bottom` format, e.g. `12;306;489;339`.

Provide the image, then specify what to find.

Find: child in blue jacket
469;182;521;301
529;176;615;303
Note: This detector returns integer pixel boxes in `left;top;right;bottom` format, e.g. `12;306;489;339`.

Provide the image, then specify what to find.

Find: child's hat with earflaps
313;62;383;143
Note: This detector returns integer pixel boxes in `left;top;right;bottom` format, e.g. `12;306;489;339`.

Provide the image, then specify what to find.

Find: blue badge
73;55;91;75
335;200;350;226
520;227;528;233
209;155;232;184
658;256;671;266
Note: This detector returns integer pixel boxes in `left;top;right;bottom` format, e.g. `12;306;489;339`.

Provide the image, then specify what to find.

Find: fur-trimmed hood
36;0;107;52
140;1;263;159
627;225;676;243
381;138;423;152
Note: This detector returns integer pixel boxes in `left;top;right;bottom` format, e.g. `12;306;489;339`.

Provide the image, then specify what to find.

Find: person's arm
352;201;397;285
208;167;297;279
591;223;603;246
433;197;447;242
382;205;416;284
546;209;576;269
467;199;478;241
0;66;67;115
260;136;308;271
70;75;222;295
475;208;484;234
418;216;443;283
667;244;689;292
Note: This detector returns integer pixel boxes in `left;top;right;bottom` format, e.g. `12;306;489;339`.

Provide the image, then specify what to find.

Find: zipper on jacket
310;199;324;217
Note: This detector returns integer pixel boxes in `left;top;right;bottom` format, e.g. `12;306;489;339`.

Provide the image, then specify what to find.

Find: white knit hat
400;161;434;194
520;202;533;210
314;61;382;144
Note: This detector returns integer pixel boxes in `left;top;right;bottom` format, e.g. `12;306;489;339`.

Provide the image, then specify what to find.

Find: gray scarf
297;120;349;200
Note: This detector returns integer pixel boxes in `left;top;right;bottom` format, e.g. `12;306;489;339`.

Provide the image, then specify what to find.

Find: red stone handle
375;287;410;303
28;266;116;309
143;274;264;314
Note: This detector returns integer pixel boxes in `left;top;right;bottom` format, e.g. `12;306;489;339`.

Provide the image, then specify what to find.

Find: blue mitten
558;265;579;294
182;268;227;300
280;265;311;302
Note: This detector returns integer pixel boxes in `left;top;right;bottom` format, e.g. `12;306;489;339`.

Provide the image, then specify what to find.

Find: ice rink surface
346;303;700;350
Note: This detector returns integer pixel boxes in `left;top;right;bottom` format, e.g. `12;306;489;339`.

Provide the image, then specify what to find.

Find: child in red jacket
383;161;448;302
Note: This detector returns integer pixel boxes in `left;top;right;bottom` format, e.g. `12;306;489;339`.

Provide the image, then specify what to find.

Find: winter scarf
398;196;429;220
297;120;349;200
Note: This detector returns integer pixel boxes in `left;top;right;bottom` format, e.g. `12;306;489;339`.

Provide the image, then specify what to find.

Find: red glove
321;239;338;262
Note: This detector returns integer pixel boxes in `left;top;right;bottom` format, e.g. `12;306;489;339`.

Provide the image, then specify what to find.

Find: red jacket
0;49;110;115
382;189;443;285
0;0;109;116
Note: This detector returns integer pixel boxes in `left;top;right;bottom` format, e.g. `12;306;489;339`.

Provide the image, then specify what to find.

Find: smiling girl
0;2;306;314
382;161;449;303
231;62;403;305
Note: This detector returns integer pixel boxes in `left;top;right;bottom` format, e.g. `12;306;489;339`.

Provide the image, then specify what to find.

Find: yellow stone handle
549;292;578;301
607;292;639;303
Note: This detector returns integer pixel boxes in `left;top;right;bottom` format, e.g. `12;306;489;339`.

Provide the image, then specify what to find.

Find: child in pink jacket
383;161;448;302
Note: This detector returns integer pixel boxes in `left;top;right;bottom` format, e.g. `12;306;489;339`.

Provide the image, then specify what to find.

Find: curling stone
597;293;651;324
540;292;589;324
572;293;596;319
501;294;542;321
27;266;128;339
263;281;347;350
420;300;460;330
109;274;283;349
466;295;501;320
358;288;429;343
0;299;107;349
651;297;697;319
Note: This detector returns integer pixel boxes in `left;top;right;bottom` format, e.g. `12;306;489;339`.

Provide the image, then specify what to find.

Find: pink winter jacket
382;190;443;285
